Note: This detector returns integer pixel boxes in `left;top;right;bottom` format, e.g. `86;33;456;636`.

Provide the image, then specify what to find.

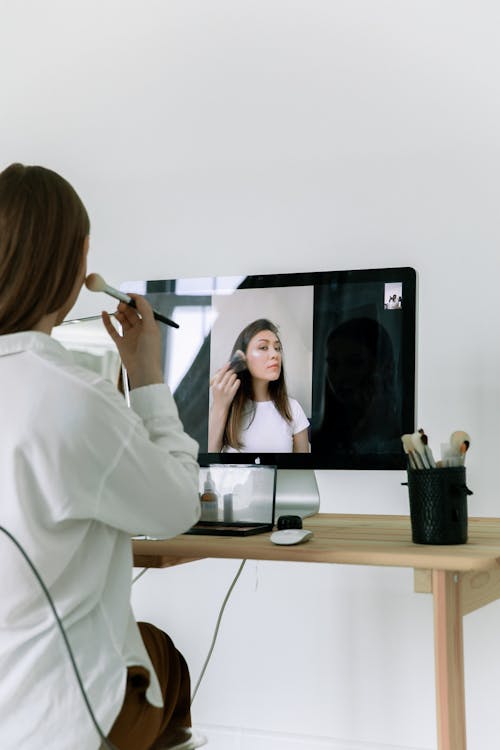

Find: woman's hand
208;363;240;451
102;294;164;389
210;363;241;412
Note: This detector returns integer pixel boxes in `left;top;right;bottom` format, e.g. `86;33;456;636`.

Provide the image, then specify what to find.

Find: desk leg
432;570;466;750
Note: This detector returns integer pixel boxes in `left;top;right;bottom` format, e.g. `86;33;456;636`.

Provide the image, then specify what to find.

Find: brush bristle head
450;430;471;450
229;349;247;373
85;273;106;292
401;435;414;453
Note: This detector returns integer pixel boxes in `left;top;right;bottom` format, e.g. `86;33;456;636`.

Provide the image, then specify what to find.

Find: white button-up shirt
0;331;200;750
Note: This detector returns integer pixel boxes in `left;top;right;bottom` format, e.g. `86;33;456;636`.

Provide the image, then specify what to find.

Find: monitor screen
122;266;417;471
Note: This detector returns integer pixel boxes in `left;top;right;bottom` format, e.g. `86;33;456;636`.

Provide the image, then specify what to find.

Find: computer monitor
121;267;417;517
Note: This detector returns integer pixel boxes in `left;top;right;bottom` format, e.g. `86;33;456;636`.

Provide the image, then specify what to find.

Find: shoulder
287;397;309;433
31;343;142;435
288;397;306;419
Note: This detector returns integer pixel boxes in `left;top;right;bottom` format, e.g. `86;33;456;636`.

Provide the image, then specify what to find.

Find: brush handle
412;450;426;469
424;445;436;468
411;433;431;469
104;285;179;329
126;298;179;329
407;452;418;470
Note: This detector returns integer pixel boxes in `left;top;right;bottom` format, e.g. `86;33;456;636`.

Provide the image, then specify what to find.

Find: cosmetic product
200;471;219;521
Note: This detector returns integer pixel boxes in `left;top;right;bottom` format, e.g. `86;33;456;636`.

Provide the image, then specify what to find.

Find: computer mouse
270;528;313;545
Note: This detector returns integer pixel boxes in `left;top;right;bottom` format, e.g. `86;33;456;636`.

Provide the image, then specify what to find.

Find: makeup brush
229;349;247;373
408;431;431;469
85;273;179;329
417;428;436;468
401;434;422;470
450;430;471;458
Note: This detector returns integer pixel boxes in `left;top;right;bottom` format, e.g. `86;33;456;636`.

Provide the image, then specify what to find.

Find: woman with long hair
0;163;203;750
208;318;309;453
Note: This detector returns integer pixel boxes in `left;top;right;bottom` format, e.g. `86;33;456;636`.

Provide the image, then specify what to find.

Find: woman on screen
208;318;310;453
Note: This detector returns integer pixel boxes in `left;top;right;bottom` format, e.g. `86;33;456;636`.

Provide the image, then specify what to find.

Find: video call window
384;282;403;310
123;268;416;470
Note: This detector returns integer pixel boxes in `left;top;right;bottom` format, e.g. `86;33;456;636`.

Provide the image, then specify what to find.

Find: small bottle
200;471;219;521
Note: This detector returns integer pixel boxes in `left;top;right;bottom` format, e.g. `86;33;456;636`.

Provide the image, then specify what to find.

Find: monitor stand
274;469;320;519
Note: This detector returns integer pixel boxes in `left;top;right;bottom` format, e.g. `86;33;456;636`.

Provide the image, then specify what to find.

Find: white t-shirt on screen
223;397;309;453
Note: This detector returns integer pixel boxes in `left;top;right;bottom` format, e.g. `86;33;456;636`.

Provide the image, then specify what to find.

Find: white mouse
270;528;313;545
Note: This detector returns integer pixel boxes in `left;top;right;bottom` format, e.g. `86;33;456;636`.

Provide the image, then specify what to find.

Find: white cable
132;567;148;584
2;529;240;747
0;526;117;750
132;556;247;709
191;559;247;705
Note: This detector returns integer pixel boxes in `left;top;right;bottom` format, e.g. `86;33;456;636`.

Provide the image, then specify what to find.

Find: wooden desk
133;514;500;750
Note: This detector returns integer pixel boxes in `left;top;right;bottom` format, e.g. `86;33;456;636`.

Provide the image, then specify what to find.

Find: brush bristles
450;430;471;451
229;350;247;373
85;273;106;293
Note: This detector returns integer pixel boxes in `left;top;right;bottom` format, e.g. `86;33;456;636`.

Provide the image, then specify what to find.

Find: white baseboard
196;724;432;750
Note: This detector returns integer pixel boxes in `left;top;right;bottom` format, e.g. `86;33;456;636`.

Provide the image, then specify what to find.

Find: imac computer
118;267;417;518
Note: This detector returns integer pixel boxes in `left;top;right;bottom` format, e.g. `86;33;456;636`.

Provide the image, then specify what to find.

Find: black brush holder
403;467;473;545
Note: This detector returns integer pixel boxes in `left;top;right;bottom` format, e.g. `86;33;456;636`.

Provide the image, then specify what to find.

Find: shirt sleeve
95;382;201;536
50;374;201;538
289;398;310;436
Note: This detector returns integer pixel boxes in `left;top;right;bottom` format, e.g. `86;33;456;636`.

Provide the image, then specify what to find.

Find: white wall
4;1;500;747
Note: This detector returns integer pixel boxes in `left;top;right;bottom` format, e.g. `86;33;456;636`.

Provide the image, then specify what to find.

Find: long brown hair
0;163;90;334
224;318;292;450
